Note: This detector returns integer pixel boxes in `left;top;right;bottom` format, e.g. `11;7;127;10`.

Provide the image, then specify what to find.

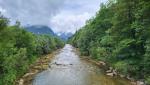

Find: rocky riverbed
16;50;59;85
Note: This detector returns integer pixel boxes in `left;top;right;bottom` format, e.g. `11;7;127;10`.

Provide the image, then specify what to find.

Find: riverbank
15;50;59;85
79;56;145;85
74;46;144;85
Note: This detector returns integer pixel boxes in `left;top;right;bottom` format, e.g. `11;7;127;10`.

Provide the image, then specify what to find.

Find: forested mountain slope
25;25;55;36
69;0;150;84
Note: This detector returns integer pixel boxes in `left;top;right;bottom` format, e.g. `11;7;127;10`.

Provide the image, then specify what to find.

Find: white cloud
49;11;91;33
0;7;6;14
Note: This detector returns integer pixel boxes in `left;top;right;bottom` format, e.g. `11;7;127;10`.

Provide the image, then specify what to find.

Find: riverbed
32;44;131;85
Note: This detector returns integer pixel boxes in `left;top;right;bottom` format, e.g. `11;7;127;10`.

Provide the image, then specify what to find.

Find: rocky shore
15;51;58;85
80;56;145;85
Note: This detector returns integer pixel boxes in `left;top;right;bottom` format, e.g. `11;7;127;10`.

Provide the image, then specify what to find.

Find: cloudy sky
0;0;107;34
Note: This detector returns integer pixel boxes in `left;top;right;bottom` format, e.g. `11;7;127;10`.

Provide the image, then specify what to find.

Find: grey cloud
0;0;107;33
49;0;107;33
0;0;64;25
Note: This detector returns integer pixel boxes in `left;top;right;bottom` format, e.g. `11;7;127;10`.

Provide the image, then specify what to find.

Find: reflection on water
33;44;131;85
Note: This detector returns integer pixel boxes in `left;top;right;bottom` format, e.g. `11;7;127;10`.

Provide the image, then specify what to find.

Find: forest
69;0;150;84
0;14;64;85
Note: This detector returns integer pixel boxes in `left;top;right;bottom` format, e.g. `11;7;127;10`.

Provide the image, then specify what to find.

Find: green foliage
0;14;64;85
69;0;150;82
146;76;150;84
114;61;128;75
0;14;9;31
35;35;64;55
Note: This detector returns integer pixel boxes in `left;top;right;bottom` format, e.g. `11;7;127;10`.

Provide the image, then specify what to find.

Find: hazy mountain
24;25;55;36
24;25;73;40
58;32;73;40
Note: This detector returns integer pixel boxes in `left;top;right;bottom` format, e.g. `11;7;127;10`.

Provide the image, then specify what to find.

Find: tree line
69;0;150;84
0;14;64;85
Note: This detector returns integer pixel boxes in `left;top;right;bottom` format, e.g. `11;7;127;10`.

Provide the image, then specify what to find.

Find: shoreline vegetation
0;14;64;85
68;0;150;84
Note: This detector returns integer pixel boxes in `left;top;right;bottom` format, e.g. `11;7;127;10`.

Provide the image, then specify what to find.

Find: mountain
58;32;73;40
24;25;55;36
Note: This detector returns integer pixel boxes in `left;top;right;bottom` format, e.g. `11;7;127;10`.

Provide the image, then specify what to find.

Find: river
33;44;131;85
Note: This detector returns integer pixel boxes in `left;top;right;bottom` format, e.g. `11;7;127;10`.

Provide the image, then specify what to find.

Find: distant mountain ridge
58;32;73;41
24;25;55;36
24;25;73;40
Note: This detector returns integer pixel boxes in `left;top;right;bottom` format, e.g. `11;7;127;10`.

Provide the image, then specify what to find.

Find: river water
33;44;131;85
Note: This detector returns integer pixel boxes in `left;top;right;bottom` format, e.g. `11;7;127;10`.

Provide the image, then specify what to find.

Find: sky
0;0;107;34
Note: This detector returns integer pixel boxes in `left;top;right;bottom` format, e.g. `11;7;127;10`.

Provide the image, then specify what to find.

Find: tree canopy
0;14;64;85
69;0;150;84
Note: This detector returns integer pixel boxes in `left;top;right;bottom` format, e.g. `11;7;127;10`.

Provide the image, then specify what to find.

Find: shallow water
33;44;131;85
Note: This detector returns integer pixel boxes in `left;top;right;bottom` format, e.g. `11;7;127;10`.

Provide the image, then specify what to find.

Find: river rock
106;70;112;73
55;62;62;65
49;65;51;68
42;65;49;70
112;70;117;75
136;81;144;85
33;66;42;70
109;67;113;70
19;79;24;85
106;67;113;73
119;74;125;78
23;73;35;78
106;73;114;77
131;81;136;85
70;64;73;65
127;75;134;81
99;61;106;66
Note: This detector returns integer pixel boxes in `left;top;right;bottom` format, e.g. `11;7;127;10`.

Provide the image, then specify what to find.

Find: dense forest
0;14;64;85
69;0;150;84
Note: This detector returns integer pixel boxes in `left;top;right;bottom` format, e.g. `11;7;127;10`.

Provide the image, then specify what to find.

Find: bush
146;76;150;84
114;61;128;75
